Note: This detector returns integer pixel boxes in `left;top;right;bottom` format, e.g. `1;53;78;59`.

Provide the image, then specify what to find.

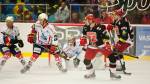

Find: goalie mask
67;36;76;46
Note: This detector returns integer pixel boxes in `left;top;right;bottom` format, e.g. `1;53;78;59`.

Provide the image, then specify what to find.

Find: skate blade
110;76;121;80
84;75;96;79
123;71;132;75
116;71;132;75
60;69;68;73
20;69;26;74
20;67;30;74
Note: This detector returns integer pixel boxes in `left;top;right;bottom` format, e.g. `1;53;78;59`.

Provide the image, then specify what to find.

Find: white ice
0;57;150;84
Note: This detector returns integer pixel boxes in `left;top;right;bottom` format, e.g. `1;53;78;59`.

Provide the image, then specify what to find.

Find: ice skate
116;62;126;71
56;62;67;72
20;59;26;66
0;60;6;71
73;58;80;68
109;69;121;79
20;61;32;74
84;69;96;79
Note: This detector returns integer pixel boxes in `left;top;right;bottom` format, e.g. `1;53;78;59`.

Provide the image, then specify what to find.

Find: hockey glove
80;36;87;46
27;33;35;44
107;24;113;32
18;40;24;48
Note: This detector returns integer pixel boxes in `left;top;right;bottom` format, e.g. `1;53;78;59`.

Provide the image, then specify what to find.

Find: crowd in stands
0;0;150;24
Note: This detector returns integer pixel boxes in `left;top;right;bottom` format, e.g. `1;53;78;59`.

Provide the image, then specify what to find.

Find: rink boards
0;23;150;61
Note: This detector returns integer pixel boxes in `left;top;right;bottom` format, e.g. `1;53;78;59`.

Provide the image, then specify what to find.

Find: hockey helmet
5;16;14;22
115;9;125;17
38;13;48;21
85;14;95;21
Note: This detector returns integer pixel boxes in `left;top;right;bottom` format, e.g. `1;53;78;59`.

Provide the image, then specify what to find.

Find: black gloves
18;40;24;48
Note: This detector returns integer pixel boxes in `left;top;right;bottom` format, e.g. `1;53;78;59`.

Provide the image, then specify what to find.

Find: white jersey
0;27;6;44
0;25;20;44
63;39;82;58
33;21;56;45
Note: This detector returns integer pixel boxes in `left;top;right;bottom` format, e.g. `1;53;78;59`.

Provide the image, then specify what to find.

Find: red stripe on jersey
47;36;51;44
37;32;40;43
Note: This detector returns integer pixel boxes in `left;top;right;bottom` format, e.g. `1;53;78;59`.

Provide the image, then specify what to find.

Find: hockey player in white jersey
63;36;83;68
0;16;26;70
20;13;66;73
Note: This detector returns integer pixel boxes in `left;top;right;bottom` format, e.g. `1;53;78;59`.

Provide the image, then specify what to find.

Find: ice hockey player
0;16;26;70
63;36;82;68
82;14;111;79
111;9;134;72
20;13;66;73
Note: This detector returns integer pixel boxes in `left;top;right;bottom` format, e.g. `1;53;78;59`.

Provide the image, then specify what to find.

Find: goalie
63;36;83;68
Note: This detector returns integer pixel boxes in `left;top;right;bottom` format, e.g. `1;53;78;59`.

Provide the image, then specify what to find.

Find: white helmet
5;16;14;22
38;13;48;21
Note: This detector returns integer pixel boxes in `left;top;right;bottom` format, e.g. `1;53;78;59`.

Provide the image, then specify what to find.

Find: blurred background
0;0;150;24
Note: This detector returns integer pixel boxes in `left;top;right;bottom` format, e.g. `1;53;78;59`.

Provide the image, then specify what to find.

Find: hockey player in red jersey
111;9;134;72
82;14;114;78
0;16;26;70
20;13;66;73
104;9;134;76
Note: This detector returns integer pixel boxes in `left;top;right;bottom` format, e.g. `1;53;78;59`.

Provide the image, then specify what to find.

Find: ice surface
0;57;150;84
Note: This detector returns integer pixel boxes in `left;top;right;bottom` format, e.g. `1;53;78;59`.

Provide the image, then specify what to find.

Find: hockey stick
121;52;139;59
1;32;8;35
35;44;69;60
117;55;132;75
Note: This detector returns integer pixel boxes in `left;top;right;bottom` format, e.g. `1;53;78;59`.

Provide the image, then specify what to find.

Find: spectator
98;0;111;8
0;0;4;3
70;12;81;23
66;0;87;4
13;0;35;21
23;10;34;22
108;0;116;4
86;0;98;4
48;0;64;16
70;1;81;13
13;0;26;19
86;0;99;17
54;1;70;23
2;0;15;15
0;1;1;14
99;10;113;24
141;12;150;24
83;6;94;16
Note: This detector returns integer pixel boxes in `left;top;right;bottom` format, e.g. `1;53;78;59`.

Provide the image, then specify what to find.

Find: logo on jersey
87;32;97;42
